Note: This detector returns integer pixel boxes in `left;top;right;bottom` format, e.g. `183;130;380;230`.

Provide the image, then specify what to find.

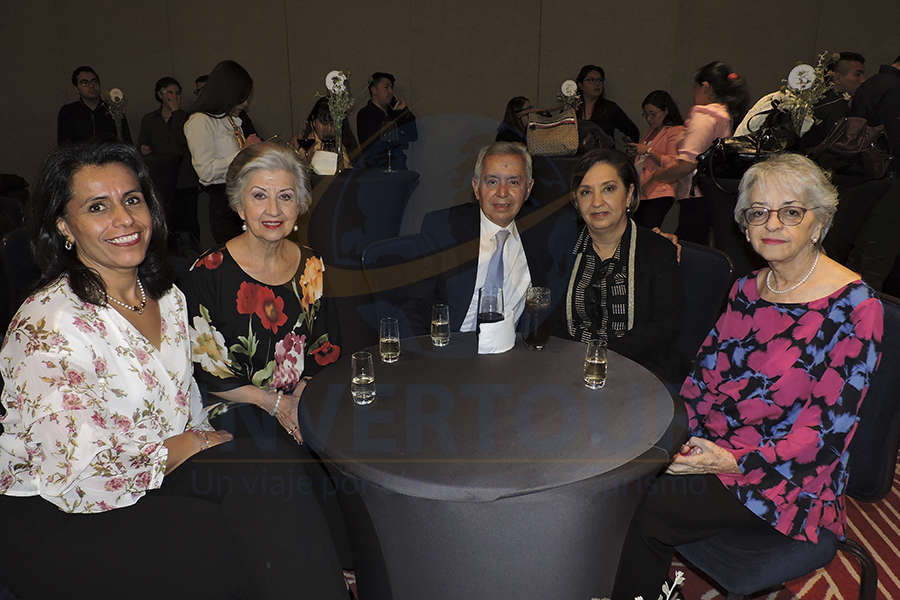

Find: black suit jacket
553;224;684;383
418;200;578;332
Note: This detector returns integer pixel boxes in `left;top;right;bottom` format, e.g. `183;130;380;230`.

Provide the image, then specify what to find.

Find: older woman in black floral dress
181;142;348;599
185;142;340;440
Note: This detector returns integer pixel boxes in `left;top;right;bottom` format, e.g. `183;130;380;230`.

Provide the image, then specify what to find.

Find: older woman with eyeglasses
612;153;884;599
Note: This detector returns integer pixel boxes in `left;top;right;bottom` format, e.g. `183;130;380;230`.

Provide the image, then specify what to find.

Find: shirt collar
479;207;520;241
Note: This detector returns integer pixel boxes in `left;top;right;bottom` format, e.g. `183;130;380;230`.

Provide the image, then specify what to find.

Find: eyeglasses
77;79;99;86
743;206;811;226
583;77;604;84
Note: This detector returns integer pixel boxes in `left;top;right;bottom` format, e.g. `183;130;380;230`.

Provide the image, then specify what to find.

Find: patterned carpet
673;458;900;599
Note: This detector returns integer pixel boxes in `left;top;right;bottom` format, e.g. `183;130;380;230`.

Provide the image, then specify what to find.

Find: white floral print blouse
0;277;210;513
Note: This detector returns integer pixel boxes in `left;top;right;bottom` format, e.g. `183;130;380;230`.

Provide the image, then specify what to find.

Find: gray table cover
301;333;674;502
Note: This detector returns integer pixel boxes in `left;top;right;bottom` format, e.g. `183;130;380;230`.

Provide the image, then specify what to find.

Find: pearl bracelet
270;390;284;416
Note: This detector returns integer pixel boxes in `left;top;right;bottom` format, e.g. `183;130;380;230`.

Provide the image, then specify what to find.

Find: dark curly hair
694;61;749;123
30;142;173;305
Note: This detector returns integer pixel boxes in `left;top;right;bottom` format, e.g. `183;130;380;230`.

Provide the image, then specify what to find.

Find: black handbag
806;116;892;180
695;107;797;193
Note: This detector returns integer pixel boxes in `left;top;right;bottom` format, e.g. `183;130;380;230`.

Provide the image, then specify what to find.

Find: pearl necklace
766;252;820;295
107;279;147;314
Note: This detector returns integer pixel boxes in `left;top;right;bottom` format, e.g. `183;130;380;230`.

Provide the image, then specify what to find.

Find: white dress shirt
184;112;243;186
460;209;531;332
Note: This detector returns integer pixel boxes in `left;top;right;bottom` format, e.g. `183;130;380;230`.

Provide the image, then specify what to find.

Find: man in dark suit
417;141;576;333
367;142;577;339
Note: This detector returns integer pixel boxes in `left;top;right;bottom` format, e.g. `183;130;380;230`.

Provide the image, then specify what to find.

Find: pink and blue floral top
681;276;883;542
183;246;341;400
0;278;210;513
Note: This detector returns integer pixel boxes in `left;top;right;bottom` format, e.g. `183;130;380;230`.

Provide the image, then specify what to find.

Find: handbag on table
526;108;578;156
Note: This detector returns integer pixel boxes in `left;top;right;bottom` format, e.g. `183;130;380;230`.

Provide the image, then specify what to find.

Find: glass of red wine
477;286;504;328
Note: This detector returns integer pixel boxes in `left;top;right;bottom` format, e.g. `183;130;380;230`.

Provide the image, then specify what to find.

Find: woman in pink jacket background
649;62;748;244
630;90;686;229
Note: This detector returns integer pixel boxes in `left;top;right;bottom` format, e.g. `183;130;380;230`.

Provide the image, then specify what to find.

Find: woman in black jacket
555;149;683;383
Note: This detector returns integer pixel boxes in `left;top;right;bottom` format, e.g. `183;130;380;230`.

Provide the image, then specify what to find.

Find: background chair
305;169;419;268
675;294;900;600
676;242;734;378
0;227;40;334
360;233;431;340
847;292;900;501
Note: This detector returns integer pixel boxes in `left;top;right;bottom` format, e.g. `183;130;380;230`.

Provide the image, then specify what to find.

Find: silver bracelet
270;390;283;416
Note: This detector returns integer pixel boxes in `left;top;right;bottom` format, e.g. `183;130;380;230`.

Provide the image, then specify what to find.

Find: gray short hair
472;141;533;183
225;142;311;216
734;153;838;245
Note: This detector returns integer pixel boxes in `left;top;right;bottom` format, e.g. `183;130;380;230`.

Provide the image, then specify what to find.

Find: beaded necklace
107;279;147;314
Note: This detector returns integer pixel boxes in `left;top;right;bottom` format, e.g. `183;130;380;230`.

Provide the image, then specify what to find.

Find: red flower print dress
681;276;883;543
182;246;341;402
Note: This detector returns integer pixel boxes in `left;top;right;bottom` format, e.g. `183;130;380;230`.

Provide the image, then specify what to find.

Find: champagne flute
584;340;607;389
379;317;400;363
431;304;450;347
351;351;376;405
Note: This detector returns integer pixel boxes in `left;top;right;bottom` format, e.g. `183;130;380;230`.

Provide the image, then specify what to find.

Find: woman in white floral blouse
0;142;260;598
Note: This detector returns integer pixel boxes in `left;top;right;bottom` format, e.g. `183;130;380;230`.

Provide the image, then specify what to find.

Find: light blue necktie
484;229;510;291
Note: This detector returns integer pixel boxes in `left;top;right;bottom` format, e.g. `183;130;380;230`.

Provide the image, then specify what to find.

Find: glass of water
583;340;608;389
431;304;450;347
379;317;400;363
523;286;551;350
351;351;376;405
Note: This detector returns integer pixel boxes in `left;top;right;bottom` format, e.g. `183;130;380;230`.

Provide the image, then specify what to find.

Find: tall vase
334;122;344;174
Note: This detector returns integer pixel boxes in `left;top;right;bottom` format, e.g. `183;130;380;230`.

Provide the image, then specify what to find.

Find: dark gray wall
3;0;898;228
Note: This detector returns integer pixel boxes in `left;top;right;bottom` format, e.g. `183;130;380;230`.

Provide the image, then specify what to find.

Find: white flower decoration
787;64;815;91
108;88;125;103
325;70;347;93
189;316;233;379
561;80;578;97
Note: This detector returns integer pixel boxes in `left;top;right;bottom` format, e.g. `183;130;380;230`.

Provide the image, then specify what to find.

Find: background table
301;333;680;599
